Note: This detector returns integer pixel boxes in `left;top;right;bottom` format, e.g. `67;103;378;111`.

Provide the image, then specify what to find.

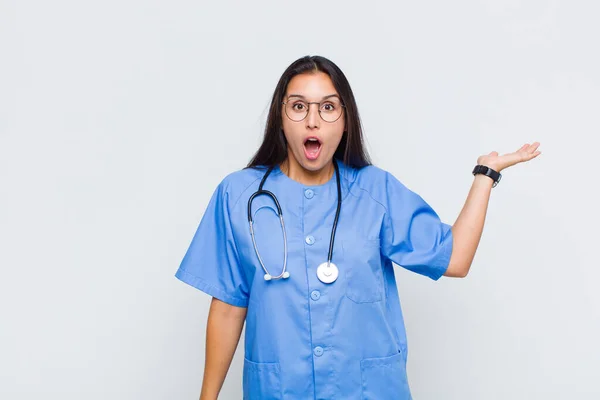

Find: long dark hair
246;55;371;170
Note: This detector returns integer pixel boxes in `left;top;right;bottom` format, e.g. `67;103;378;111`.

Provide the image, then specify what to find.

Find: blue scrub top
175;159;453;400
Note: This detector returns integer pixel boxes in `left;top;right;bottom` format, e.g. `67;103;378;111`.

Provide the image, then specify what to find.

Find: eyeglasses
282;98;345;123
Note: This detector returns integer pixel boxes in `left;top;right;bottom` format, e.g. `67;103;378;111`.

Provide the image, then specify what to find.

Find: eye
321;103;335;111
292;102;306;111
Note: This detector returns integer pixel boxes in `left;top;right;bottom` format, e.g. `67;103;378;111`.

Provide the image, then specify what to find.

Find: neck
280;157;334;186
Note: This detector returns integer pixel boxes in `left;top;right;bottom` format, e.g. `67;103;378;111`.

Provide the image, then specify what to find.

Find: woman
175;55;541;399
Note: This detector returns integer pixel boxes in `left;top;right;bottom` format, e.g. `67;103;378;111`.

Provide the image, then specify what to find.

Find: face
281;71;345;174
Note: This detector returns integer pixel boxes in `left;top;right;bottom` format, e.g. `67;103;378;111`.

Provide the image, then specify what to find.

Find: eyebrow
286;94;340;101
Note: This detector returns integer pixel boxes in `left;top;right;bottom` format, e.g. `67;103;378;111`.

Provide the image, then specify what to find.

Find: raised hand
477;142;541;172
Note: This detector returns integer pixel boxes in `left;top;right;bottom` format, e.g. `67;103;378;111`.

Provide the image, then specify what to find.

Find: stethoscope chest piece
317;262;339;284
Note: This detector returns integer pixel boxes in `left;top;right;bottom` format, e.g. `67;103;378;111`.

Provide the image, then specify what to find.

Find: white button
304;189;314;199
313;346;324;356
305;235;315;245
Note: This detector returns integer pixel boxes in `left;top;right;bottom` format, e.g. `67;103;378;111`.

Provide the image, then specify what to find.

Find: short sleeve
174;180;249;307
380;172;454;281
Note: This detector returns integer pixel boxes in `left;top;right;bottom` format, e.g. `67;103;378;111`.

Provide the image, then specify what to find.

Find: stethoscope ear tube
247;164;289;280
248;208;289;280
247;189;283;223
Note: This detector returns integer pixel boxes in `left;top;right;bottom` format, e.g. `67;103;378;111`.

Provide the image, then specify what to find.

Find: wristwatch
472;165;501;187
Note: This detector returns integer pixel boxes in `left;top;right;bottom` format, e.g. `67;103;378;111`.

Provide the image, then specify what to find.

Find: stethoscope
247;159;342;284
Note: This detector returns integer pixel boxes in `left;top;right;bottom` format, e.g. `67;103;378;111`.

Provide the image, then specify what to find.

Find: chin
304;159;331;172
289;147;333;172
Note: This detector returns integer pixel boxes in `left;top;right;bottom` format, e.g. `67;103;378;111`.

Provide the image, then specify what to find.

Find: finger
523;150;541;161
527;142;541;153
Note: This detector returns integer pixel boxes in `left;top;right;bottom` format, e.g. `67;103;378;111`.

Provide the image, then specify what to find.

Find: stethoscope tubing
247;159;341;280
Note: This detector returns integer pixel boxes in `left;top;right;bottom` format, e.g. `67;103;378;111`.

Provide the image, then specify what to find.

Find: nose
306;103;320;129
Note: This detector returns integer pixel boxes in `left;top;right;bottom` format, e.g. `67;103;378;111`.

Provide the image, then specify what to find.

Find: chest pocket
342;237;384;303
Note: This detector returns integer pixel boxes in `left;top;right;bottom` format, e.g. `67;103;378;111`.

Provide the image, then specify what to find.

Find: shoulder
348;164;389;185
346;164;408;202
215;166;266;207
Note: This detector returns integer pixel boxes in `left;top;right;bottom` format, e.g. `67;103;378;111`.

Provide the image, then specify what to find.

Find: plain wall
1;0;599;398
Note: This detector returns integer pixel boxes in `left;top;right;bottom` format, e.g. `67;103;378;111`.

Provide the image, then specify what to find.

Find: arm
444;142;541;278
200;297;247;400
444;175;493;278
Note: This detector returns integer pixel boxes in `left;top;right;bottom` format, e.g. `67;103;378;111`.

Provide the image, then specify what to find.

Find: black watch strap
472;165;502;187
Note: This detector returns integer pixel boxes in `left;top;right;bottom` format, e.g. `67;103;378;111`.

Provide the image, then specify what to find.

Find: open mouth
303;137;322;160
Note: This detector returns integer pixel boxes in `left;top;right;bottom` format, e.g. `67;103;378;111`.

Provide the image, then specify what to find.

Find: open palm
477;142;541;172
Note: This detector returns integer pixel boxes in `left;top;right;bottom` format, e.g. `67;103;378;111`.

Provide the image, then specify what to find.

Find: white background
1;0;599;398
